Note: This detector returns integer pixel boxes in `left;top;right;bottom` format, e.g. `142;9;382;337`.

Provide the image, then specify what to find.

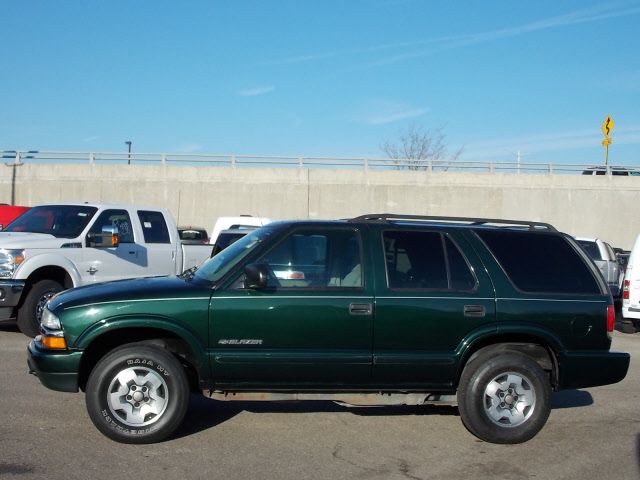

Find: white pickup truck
0;203;212;337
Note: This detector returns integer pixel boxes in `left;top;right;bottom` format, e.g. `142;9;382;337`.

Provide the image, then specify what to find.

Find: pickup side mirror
244;263;269;289
87;225;120;248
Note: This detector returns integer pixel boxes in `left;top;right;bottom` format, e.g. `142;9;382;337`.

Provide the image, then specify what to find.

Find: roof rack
350;213;557;231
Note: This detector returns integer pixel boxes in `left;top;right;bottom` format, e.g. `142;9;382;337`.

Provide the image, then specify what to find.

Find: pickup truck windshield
195;227;275;283
3;205;98;238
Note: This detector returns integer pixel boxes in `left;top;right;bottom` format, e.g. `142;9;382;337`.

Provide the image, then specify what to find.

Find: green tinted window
477;230;601;294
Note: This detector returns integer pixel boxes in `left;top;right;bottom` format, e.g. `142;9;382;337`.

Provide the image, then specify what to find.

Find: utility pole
125;141;132;165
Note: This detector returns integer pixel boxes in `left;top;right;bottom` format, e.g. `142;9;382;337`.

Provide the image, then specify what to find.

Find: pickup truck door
80;209;148;284
372;229;496;389
135;210;177;275
209;226;374;387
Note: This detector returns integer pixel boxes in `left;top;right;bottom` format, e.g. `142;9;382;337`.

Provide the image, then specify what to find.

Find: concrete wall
2;163;639;249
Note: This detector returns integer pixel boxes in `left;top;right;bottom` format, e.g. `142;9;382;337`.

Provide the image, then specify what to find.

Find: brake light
607;304;615;333
623;279;630;300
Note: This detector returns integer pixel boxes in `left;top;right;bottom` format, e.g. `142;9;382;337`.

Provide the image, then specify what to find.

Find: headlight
41;308;61;330
0;249;25;279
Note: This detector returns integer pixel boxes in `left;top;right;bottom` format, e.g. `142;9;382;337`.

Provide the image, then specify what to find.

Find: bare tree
380;125;463;171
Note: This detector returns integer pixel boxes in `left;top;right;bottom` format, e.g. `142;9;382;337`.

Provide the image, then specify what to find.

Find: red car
0;204;30;230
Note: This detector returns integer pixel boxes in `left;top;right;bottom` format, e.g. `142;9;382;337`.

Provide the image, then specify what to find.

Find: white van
621;233;640;333
209;215;271;245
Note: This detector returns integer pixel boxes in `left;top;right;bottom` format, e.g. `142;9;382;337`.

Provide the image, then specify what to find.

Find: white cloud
239;85;275;97
358;100;430;125
264;2;640;70
176;143;203;153
463;125;640;160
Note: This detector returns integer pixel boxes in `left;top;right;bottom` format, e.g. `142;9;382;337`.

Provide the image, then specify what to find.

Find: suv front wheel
457;350;551;444
85;344;190;444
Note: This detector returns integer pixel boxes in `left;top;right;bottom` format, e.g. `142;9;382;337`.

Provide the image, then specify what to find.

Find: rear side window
383;230;476;291
137;211;170;244
477;230;601;294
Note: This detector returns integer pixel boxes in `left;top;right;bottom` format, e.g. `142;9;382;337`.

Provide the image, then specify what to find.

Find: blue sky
2;0;640;165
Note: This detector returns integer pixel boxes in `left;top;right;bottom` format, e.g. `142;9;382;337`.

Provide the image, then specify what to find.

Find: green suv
28;214;630;444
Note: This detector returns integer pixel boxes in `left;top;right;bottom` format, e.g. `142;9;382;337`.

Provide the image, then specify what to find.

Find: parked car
581;166;640;176
616;251;631;274
574;237;623;298
178;226;209;244
0;204;30;230
209;215;271;245
622;233;640;333
0;203;212;337
28;214;629;445
211;227;256;256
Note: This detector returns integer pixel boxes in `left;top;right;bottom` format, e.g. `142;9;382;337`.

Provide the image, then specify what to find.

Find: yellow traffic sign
602;115;615;137
602;137;613;146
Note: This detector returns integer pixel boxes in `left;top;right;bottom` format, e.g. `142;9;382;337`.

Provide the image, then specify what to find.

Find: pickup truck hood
49;275;209;312
0;232;67;249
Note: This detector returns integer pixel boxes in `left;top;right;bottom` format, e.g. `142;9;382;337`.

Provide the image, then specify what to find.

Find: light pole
125;141;132;165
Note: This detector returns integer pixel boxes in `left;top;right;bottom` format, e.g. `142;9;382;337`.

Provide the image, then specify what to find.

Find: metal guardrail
1;150;637;175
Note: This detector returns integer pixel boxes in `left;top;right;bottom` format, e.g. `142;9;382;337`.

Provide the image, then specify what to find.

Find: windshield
3;205;98;238
195;227;276;283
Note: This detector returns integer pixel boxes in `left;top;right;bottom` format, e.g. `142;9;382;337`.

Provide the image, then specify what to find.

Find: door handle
349;303;372;316
464;305;485;317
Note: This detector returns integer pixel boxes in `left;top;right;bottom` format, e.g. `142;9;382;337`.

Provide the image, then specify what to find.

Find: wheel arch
76;322;208;393
456;333;560;390
18;265;75;307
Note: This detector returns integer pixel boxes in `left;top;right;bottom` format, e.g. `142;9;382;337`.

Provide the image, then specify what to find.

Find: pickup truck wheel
457;351;551;444
620;320;638;334
16;279;63;337
85;344;189;444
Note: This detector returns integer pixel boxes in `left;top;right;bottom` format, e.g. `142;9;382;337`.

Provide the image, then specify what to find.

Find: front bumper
557;350;630;390
0;280;25;320
27;337;82;393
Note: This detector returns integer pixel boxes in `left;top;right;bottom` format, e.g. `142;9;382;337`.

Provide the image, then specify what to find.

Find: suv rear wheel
457;350;551;444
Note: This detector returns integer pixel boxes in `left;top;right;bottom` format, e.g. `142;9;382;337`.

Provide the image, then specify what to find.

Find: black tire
457;351;551;444
85;344;190;444
620;320;638;334
16;279;64;337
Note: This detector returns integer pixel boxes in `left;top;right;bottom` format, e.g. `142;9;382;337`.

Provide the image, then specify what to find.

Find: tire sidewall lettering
125;358;171;377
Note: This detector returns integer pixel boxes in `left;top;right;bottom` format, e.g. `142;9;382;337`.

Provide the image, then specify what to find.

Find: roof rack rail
350;213;557;232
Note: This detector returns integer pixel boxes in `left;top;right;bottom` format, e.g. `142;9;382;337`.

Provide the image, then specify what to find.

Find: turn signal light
606;305;615;333
42;336;67;350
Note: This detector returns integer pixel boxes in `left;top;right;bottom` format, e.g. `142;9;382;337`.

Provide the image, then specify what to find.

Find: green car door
209;226;375;388
372;228;496;389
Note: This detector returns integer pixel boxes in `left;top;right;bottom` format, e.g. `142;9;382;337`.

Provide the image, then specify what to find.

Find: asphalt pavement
0;323;638;480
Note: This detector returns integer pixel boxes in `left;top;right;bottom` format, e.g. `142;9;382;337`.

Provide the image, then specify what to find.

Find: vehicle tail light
607;304;615;333
623;279;630;300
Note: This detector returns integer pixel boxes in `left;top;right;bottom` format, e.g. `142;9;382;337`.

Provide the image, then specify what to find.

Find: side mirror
244;263;269;289
87;226;120;248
